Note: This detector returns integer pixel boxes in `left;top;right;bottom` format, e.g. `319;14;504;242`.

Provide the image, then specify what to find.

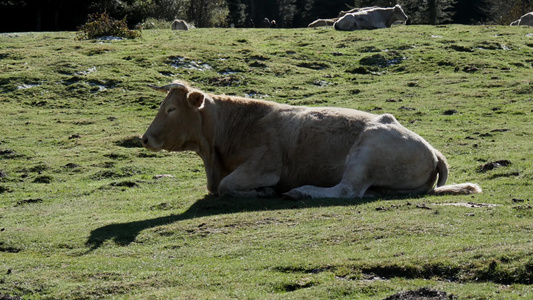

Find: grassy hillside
0;25;532;299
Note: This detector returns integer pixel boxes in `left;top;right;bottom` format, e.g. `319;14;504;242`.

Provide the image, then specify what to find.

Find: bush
77;12;141;40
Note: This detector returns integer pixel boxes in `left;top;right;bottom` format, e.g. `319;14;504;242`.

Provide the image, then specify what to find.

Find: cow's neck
384;10;396;27
196;95;276;193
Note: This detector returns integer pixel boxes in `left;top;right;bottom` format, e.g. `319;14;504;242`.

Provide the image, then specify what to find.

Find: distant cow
171;19;189;30
141;81;482;199
334;4;408;31
308;18;338;28
263;18;271;28
338;6;378;18
510;12;533;26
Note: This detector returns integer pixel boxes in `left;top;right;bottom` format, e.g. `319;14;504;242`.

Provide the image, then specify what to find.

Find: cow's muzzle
141;134;161;152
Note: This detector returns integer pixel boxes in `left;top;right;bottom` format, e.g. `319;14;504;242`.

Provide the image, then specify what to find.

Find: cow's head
393;4;408;23
141;81;205;152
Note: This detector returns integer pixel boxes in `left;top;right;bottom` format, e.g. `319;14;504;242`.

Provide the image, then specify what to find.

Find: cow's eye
166;107;176;114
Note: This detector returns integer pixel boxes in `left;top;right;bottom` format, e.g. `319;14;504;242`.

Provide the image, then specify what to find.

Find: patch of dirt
384;287;457;300
360;53;404;68
447;44;472;52
443;109;458;115
150;202;173;210
63;163;81;169
477;160;511;172
0;185;11;193
15;198;43;207
0;242;21;253
296;62;329;70
32;175;52;183
248;61;267;68
513;204;532;210
109;181;138;188
104;153;129;160
461;65;479;73
0;149;22;159
347;66;371;74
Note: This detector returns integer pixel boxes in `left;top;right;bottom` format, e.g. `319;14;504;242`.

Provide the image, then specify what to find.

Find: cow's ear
187;91;205;108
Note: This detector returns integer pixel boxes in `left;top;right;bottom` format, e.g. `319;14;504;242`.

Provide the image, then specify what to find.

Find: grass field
0;25;532;299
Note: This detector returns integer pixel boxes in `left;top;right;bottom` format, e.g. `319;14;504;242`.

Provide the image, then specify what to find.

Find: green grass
1;25;532;299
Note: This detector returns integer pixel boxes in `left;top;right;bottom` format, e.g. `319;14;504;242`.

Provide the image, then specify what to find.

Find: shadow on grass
85;195;375;252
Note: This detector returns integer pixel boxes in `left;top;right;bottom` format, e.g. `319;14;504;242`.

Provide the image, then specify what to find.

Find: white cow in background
172;19;190;30
510;12;533;26
334;4;408;31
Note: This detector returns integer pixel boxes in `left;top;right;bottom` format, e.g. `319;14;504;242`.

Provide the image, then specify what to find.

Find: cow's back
520;13;533;26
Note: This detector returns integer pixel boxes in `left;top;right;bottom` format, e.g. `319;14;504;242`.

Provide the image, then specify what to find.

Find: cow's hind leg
283;144;375;199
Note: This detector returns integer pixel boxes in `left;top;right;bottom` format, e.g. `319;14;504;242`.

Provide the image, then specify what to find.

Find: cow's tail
429;149;482;195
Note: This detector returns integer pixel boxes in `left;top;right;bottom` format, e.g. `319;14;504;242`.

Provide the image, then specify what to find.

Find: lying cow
338;6;378;18
308;18;338;28
171;19;189;30
142;81;482;199
510;12;533;26
334;4;408;31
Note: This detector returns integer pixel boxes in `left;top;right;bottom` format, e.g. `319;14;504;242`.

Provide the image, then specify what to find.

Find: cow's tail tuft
432;183;483;195
430;149;482;195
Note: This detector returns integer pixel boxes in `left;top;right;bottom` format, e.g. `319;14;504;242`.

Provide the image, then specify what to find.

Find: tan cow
334;4;408;31
171;19;189;30
142;81;482;199
308;18;338;28
510;12;533;26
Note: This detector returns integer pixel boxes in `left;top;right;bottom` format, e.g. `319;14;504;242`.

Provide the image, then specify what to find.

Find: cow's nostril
141;136;149;145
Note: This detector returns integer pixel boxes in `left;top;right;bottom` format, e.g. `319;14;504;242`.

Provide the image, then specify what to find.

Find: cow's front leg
217;147;281;198
218;168;280;198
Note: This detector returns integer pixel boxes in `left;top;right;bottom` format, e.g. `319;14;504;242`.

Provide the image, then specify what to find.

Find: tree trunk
428;0;437;25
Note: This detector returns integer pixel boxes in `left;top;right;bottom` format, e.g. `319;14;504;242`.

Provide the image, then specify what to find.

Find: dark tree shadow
85;195;377;252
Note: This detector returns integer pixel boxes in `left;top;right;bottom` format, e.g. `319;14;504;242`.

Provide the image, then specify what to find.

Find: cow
338;6;378;18
334;4;408;31
308;18;339;28
263;18;271;28
141;81;482;199
171;19;189;30
510;12;533;26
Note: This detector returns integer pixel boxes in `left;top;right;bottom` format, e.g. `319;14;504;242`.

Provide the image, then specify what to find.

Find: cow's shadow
85;195;378;252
